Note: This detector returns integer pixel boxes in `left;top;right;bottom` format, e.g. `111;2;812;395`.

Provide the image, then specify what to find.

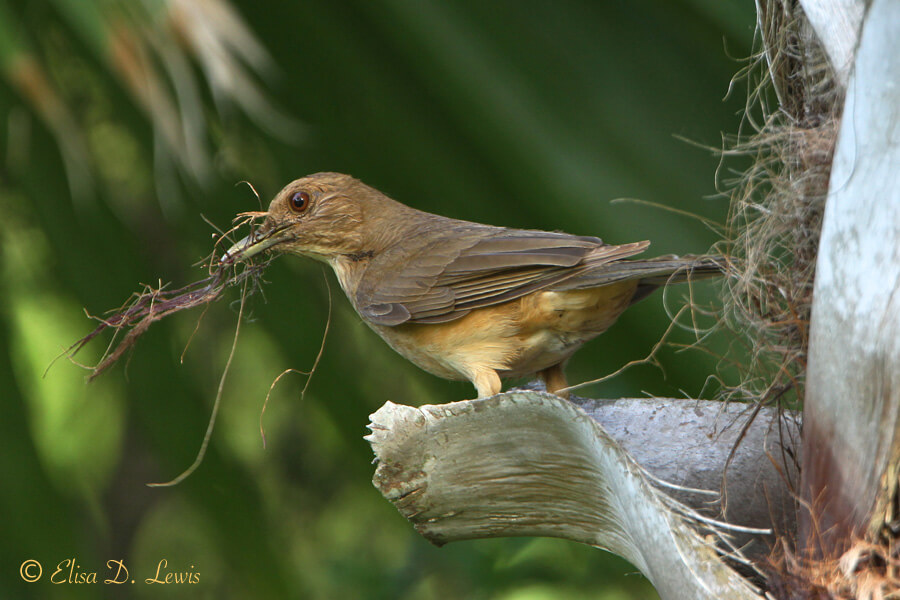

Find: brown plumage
226;172;721;398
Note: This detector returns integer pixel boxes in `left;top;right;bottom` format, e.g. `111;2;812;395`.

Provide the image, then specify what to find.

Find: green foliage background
0;1;753;598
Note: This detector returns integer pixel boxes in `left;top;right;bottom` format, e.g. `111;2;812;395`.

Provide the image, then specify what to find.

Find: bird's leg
471;368;502;399
538;363;569;399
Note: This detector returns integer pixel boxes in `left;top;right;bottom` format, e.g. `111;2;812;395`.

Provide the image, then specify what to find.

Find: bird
225;172;721;399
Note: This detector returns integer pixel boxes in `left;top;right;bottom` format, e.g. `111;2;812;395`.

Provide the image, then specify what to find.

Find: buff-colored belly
367;281;639;382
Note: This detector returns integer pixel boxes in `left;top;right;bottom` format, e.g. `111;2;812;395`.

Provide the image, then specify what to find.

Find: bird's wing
356;226;649;325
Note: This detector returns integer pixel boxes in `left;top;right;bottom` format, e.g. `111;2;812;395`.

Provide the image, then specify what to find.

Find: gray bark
579;397;798;546
801;0;900;551
798;0;866;86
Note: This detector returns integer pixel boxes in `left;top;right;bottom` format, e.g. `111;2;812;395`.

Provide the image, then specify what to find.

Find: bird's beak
221;224;291;263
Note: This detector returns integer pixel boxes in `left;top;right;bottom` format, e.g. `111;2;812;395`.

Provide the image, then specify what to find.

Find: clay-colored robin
225;172;720;398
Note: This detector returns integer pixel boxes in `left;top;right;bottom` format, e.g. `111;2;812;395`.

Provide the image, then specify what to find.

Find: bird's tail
621;255;724;285
564;254;724;303
624;255;724;304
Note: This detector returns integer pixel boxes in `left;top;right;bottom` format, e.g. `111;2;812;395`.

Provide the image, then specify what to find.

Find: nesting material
718;1;840;411
68;215;269;379
767;538;900;600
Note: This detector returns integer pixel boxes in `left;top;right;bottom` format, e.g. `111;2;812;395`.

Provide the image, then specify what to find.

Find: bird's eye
290;191;311;213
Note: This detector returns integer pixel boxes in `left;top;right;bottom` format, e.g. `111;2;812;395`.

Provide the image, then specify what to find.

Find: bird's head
224;172;378;264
